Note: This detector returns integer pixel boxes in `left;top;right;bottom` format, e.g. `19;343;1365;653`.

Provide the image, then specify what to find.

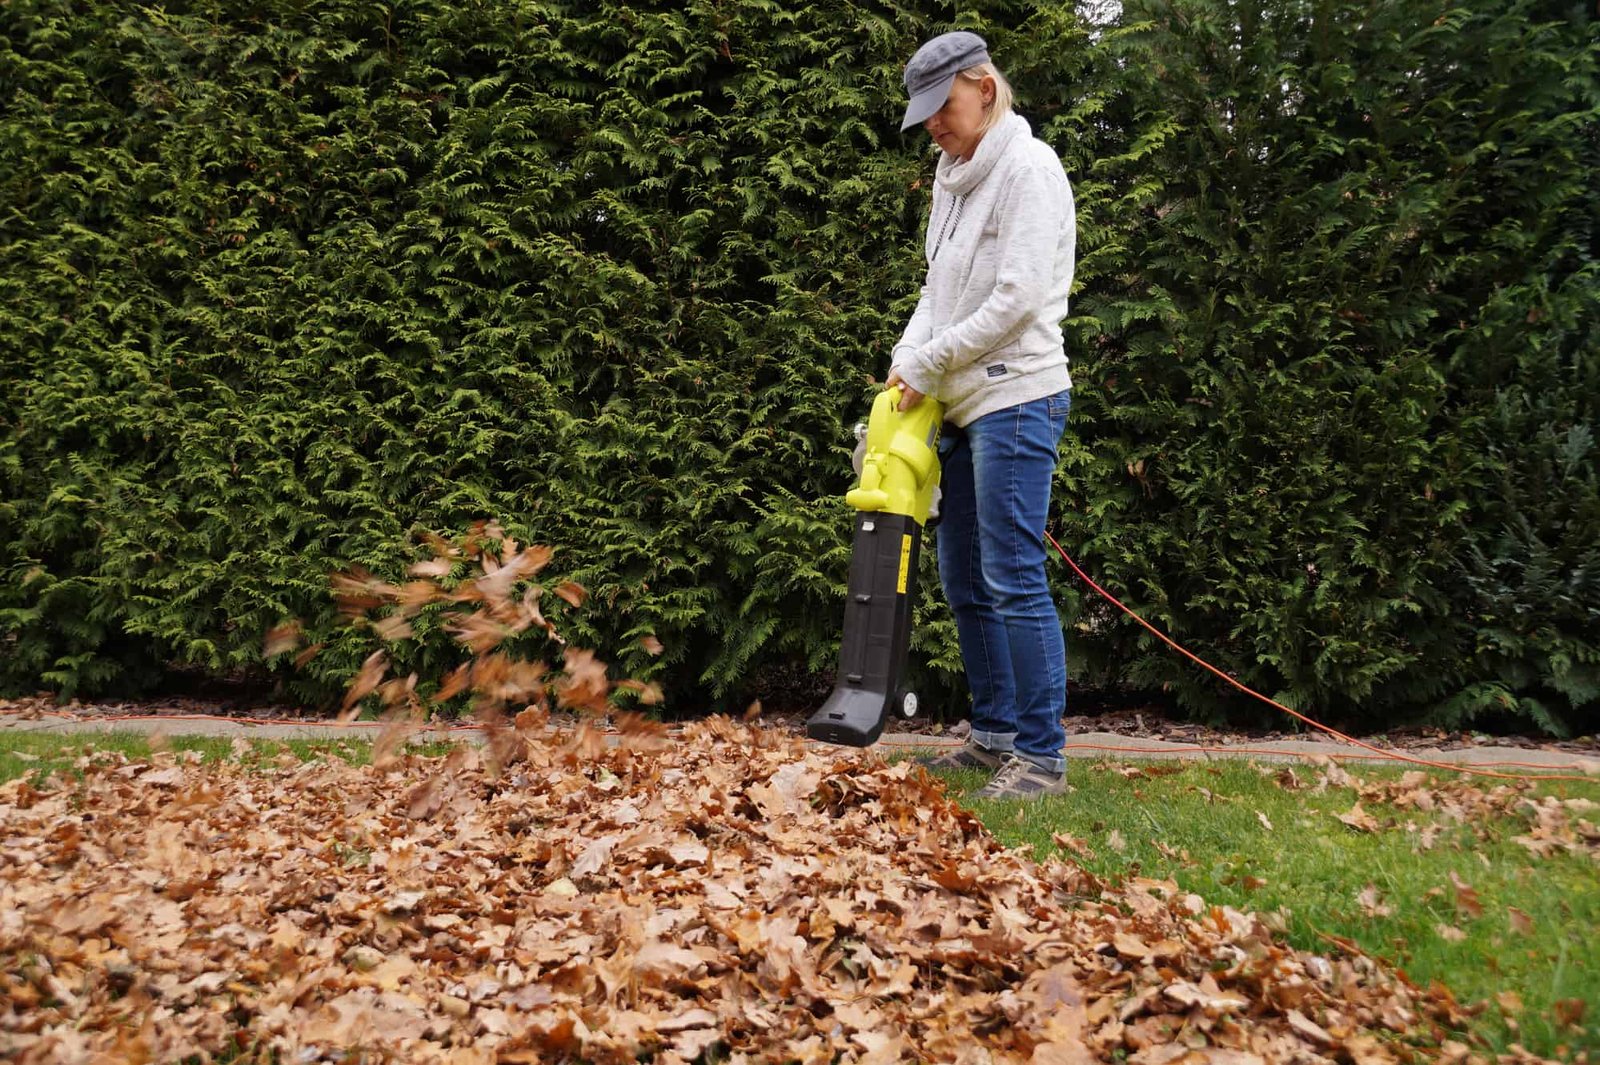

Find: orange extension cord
11;541;1594;782
1044;530;1594;783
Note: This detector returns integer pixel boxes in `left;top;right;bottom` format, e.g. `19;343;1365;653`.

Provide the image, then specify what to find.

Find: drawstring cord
930;194;967;263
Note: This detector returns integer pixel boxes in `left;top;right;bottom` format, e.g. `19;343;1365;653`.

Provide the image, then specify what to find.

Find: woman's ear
981;75;996;107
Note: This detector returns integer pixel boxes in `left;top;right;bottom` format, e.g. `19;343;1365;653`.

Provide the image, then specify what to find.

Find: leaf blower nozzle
806;388;943;747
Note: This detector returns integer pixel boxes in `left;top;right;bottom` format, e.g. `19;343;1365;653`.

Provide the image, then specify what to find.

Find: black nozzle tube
806;512;922;747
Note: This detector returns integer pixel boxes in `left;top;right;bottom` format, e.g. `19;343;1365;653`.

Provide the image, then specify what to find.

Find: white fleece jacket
890;112;1075;428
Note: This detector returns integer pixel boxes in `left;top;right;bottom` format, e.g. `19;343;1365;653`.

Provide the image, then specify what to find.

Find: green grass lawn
4;731;1594;1059
0;730;376;781
944;757;1600;1061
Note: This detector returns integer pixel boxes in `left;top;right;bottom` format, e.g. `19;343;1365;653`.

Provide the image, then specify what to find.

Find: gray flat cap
901;31;990;131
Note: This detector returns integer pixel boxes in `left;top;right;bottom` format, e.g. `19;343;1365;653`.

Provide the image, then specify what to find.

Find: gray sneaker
917;741;1005;772
973;754;1070;800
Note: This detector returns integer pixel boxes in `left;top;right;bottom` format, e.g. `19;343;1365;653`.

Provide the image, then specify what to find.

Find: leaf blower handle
844;388;942;523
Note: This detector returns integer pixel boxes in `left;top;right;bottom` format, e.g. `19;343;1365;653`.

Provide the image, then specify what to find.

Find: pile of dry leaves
0;714;1559;1065
2;528;1578;1063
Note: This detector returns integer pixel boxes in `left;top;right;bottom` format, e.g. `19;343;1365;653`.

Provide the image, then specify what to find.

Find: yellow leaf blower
806;387;944;747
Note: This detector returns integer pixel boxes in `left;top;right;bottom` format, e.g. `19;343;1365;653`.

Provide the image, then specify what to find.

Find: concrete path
4;710;1596;774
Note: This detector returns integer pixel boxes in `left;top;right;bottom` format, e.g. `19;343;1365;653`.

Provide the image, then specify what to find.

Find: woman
889;31;1076;800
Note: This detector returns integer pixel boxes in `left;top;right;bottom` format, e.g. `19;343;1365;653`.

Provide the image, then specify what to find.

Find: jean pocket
1047;389;1072;421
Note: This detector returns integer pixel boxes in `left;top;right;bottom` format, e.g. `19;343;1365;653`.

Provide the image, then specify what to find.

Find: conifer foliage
0;0;942;706
1058;0;1599;732
1;0;1595;732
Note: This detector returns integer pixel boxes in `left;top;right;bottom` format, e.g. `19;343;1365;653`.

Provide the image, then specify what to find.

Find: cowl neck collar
935;111;1030;197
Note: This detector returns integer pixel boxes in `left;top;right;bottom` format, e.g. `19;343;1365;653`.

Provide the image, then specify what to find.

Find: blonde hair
959;62;1014;136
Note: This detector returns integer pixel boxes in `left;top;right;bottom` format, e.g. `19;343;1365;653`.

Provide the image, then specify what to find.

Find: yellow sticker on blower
897;534;912;594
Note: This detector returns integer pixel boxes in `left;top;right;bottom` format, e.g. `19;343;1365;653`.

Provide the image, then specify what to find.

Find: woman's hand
884;370;925;412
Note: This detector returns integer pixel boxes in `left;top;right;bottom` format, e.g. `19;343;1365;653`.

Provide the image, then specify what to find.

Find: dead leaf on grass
1357;884;1393;918
1053;831;1096;860
1448;871;1483;920
1337;801;1381;833
1553;998;1586;1029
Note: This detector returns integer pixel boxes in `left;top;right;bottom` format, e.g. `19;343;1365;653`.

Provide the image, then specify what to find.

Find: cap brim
900;73;957;131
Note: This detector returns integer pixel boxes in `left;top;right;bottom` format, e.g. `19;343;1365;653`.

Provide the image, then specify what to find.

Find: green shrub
2;0;1595;733
1056;0;1599;733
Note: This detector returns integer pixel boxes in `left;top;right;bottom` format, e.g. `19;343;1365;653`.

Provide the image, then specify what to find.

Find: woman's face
923;74;994;161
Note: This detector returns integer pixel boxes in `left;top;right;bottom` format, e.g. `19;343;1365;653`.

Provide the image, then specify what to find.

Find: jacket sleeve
893;164;1063;393
889;285;933;374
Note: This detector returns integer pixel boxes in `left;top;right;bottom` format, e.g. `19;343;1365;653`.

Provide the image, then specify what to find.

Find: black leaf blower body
806;387;943;747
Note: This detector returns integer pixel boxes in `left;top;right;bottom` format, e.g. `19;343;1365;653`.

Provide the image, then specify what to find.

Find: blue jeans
936;391;1070;773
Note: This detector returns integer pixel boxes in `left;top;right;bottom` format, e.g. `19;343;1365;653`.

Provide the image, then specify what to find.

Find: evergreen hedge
1;0;1595;733
1065;0;1599;733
